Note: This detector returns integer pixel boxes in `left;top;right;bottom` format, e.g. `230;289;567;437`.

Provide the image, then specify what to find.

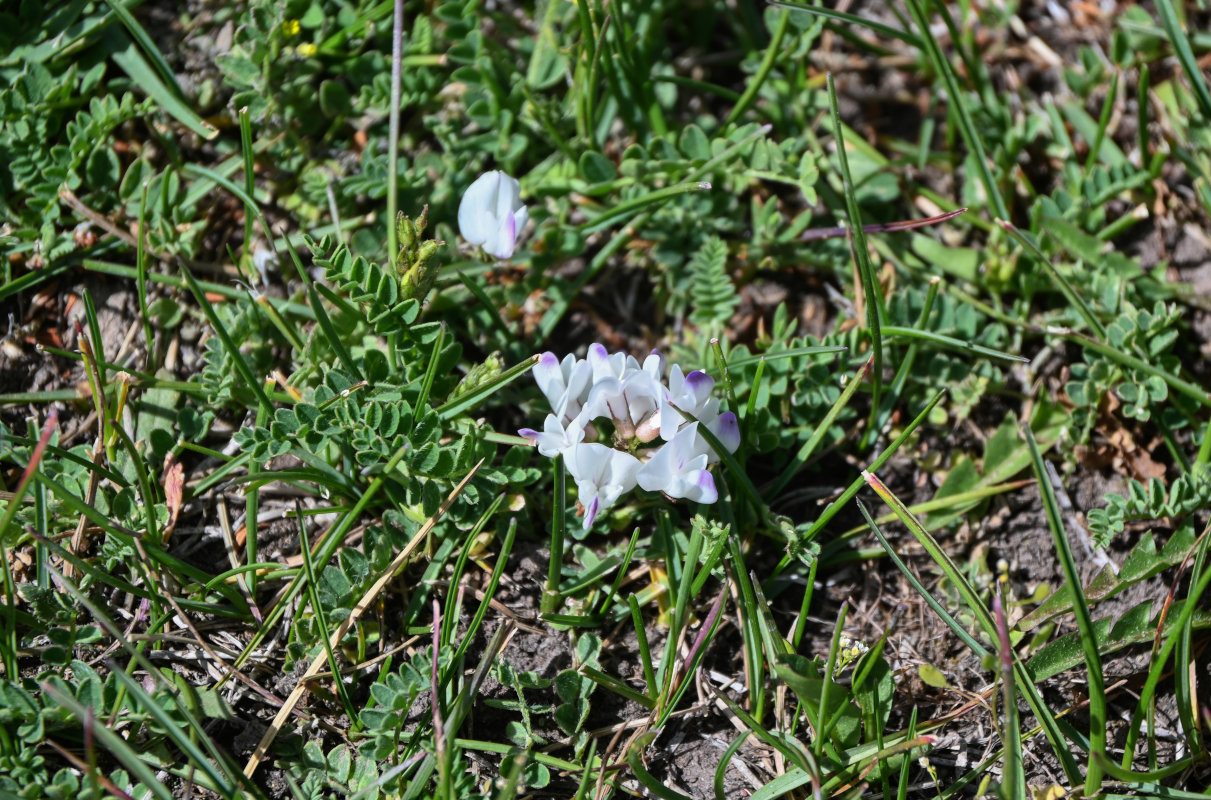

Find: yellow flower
282;19;300;36
297;42;317;57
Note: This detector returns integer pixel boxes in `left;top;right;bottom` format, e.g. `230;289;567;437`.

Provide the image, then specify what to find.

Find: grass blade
1024;427;1105;794
904;0;1008;220
827;73;883;443
862;470;1082;784
101;27;217;140
1155;0;1211;118
767;354;873;499
770;0;922;46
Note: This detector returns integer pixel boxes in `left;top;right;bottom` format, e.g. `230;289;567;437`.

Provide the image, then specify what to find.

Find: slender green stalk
630;594;656;698
107;420;162;548
1137;64;1151;170
769;0;922;46
1155;0;1211;118
767;354;873;499
571;0;596;141
0;410;57;676
1121;544;1211;769
578;180;712;235
813;603;847;760
875;276;939;435
709;338;738;416
726;535;764;722
998;221;1106;340
904;0;1009;221
657;588;726;728
248;289;306;353
790;554;818;651
542;454;567;614
725;8;789;126
387;0;404;267
136;180;155;368
449;512;514;670
744;356;765;423
81;289;107;388
0;389;97;404
415;324;446;413
238;107;256;266
84;259;314;312
1198;420;1211;466
897;707;918;800
245;376;274;597
1072;332;1211;408
1174;527;1210;757
994;585;1024;800
879;325;1029;362
1086;70;1120;171
786;389;945;558
858;500;986;657
180;262;275;415
826;74;883;446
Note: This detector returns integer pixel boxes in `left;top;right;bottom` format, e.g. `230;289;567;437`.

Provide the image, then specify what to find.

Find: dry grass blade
243;458;485;778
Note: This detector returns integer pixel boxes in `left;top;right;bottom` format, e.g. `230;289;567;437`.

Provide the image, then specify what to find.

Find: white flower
533;352;592;422
582;368;660;441
658;367;722;441
251;244;278;285
564;443;641;529
519;413;584;458
458;171;529;259
636;422;718;503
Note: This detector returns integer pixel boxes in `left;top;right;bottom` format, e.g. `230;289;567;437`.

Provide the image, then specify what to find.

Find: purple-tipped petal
518;428;540;440
533;352;564;408
683;370;714;406
584;495;600;528
588;343;613;382
713;411;741;453
692;471;718;504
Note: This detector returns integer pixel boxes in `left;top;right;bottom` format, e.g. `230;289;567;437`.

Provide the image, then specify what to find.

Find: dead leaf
162;454;185;541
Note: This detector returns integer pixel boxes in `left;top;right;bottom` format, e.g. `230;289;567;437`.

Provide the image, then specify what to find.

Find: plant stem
387;0;404;267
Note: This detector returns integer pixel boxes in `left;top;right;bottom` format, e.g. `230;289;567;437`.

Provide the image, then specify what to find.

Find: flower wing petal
457;172;501;246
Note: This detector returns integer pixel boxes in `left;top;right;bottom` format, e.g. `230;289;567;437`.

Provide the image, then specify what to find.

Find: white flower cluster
836;633;870;670
520;344;741;529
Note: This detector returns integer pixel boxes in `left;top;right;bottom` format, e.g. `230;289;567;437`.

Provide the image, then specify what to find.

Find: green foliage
198;296;277;407
1067;301;1184;424
357;653;432;761
687;236;738;329
296;741;382;800
1021;522;1198;633
4;0;1211;796
234;364;487;511
552;633;600;756
0;658;234;799
1087;466;1211;545
774;639;897;778
307;234;422;336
